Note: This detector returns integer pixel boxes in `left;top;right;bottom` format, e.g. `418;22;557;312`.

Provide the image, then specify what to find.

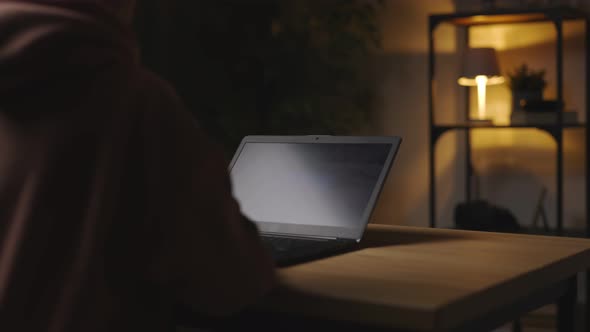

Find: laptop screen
230;141;394;237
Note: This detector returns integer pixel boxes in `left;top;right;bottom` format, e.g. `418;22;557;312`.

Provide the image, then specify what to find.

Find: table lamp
457;47;505;122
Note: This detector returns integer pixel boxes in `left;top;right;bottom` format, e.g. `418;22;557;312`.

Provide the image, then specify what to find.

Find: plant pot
512;89;543;112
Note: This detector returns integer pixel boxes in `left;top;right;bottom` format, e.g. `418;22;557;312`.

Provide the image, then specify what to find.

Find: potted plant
507;64;547;112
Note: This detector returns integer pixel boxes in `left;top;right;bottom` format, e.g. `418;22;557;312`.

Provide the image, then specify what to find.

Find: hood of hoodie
0;1;138;117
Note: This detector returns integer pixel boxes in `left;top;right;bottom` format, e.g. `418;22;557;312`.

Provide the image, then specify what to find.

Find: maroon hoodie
0;2;275;332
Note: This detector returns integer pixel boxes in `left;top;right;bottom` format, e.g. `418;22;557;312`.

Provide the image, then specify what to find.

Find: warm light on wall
466;22;586;149
469;22;584;51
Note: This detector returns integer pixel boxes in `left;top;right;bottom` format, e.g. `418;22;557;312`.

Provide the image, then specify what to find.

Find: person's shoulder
129;68;196;125
134;69;183;108
129;68;209;142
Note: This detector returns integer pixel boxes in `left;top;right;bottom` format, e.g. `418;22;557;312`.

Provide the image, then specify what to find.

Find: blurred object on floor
455;199;522;232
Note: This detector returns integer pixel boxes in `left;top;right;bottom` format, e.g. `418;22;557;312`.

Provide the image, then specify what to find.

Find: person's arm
138;72;276;316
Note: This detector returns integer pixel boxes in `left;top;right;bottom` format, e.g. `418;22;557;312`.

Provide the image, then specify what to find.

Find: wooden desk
245;224;590;332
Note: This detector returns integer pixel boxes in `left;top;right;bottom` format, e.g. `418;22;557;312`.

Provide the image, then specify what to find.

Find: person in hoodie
0;1;276;331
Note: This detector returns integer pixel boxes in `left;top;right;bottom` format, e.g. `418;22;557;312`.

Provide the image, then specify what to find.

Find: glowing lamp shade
457;48;505;121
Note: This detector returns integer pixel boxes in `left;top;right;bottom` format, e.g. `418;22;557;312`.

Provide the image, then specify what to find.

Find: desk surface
257;224;590;331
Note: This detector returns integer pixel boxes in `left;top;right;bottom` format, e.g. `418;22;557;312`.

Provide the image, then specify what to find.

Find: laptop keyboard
261;236;355;266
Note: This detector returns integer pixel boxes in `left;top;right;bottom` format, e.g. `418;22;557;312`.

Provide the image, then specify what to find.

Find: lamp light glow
458;48;504;121
457;76;505;86
476;75;488;120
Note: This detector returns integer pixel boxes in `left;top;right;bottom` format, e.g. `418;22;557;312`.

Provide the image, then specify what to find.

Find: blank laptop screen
230;143;391;229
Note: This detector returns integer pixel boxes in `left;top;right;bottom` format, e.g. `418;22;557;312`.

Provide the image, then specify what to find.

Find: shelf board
431;6;589;27
433;122;586;130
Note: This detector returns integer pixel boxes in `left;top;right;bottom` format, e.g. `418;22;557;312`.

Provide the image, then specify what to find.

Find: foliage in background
136;0;383;152
507;64;547;92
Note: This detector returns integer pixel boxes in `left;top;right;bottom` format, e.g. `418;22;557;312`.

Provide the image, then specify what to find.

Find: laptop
229;135;402;266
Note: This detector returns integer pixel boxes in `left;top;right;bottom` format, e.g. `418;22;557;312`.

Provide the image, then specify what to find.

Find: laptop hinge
261;232;338;241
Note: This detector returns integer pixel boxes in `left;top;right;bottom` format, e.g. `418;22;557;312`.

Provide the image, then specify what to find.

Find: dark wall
135;1;277;149
135;1;380;152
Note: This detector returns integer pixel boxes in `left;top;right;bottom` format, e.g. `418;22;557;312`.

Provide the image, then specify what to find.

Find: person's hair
9;0;136;22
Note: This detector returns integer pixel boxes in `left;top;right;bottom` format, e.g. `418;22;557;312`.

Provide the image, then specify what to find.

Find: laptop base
262;236;359;267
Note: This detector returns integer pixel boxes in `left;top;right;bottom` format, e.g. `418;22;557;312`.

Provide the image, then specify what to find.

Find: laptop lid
228;136;402;241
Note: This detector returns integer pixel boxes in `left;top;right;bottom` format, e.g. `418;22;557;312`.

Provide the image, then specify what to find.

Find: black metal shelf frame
427;7;590;237
432;123;586;144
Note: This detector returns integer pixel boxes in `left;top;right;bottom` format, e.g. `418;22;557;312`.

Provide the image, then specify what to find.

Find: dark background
134;0;383;152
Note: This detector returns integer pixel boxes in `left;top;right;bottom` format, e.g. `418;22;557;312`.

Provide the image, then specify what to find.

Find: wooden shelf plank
433;123;586;129
431;6;589;27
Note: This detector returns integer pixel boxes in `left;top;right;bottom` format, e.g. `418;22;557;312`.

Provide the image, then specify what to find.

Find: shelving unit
428;6;590;236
